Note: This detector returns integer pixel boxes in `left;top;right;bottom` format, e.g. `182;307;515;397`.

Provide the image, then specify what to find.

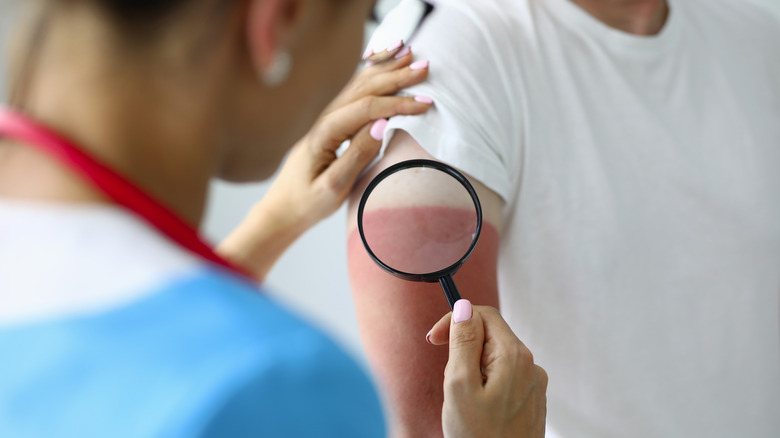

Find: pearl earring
262;50;293;87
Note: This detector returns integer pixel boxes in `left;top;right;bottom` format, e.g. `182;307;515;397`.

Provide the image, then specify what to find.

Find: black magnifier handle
439;274;462;310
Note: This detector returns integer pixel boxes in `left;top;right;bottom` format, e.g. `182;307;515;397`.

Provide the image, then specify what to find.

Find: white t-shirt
369;0;780;436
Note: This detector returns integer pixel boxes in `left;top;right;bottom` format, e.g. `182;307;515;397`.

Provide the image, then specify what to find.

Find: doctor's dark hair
87;0;189;22
8;0;348;109
90;0;191;20
81;0;350;33
65;0;237;36
33;0;354;45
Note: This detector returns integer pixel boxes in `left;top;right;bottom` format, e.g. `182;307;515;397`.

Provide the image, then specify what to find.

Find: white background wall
1;0;779;361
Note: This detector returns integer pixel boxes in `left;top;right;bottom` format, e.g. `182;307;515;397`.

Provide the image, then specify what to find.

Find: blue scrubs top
0;268;386;437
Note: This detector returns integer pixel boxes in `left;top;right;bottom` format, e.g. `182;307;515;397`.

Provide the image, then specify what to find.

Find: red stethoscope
0;106;254;281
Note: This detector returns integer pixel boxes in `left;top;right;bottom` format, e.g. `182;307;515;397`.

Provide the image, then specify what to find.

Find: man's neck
569;0;669;35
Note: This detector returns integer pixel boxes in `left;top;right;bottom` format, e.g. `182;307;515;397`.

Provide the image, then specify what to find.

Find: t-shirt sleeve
197;328;386;438
367;0;525;202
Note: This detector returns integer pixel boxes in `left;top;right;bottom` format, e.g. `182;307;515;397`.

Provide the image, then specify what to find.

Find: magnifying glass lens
361;166;478;275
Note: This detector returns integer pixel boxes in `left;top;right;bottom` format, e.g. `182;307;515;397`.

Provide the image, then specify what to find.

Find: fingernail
362;48;374;60
387;39;404;52
365;61;376;67
409;60;429;70
394;46;411;59
453;299;472;323
414;95;434;104
370;118;388;141
425;329;433;344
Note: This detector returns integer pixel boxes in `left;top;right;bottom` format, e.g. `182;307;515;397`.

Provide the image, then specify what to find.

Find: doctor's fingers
325;51;426;113
427;305;545;394
362;42;412;71
352;60;430;102
314;95;431;150
477;308;547;436
478;307;542;393
315;121;384;203
435;305;548;436
427;311;453;345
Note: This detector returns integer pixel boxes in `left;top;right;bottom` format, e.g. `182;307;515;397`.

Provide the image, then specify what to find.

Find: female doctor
0;0;546;436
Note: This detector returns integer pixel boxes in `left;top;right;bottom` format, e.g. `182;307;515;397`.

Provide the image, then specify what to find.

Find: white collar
0;199;200;327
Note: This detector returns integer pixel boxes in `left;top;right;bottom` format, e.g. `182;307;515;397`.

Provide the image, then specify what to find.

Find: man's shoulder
372;0;533;51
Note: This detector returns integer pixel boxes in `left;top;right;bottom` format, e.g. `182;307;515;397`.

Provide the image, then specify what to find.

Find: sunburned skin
347;213;499;435
361;206;478;274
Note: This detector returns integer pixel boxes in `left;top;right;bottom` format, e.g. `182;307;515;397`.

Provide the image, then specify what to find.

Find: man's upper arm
348;3;520;435
346;131;503;437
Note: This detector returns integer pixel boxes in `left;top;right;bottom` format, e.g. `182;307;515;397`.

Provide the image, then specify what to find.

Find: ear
245;0;303;73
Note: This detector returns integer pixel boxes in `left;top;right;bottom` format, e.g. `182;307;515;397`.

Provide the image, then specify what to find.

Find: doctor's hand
218;45;431;280
428;300;548;438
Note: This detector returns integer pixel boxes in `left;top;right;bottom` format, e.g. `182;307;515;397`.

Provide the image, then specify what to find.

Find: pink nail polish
362;48;374;60
365;61;376;67
370;119;388;141
453;299;472;323
409;60;429;70
425;329;433;344
387;39;404;52
414;95;434;104
394;46;411;59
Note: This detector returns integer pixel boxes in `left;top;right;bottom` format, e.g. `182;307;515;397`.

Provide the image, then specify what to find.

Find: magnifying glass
357;159;482;310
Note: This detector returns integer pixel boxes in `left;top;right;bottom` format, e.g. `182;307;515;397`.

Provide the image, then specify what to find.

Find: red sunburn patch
360;206;479;274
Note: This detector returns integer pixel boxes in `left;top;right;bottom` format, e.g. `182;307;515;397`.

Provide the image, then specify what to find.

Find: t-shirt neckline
541;0;683;56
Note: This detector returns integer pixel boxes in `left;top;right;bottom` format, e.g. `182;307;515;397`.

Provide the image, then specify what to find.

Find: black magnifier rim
357;159;483;283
